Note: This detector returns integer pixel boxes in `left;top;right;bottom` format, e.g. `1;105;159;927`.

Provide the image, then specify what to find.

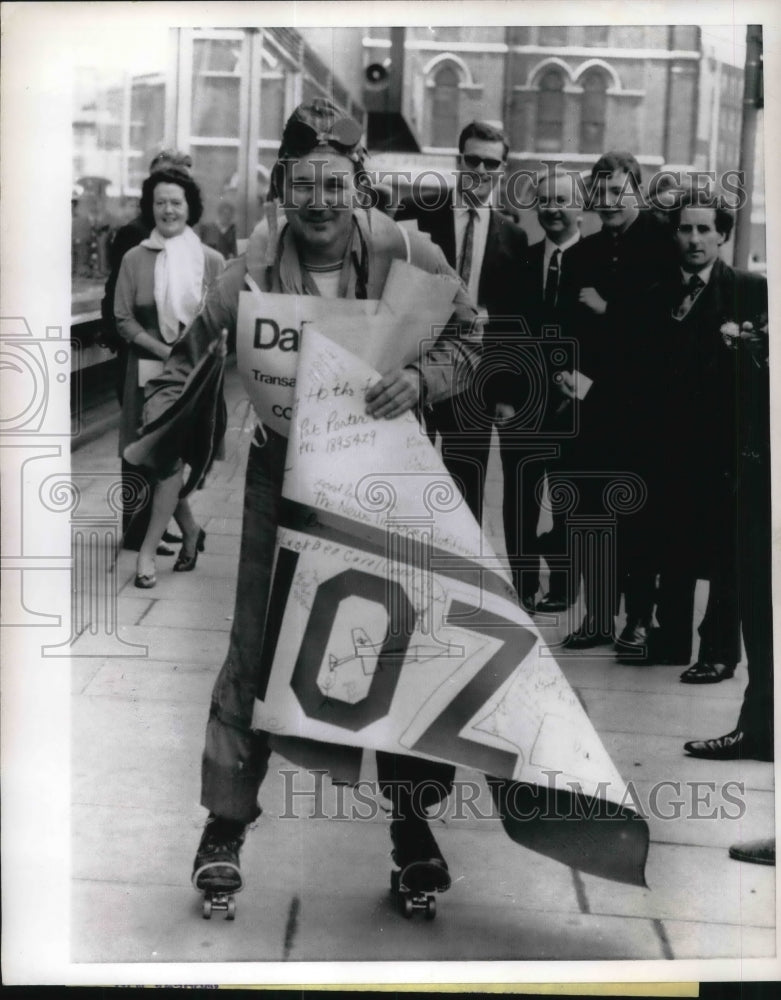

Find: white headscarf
142;225;206;344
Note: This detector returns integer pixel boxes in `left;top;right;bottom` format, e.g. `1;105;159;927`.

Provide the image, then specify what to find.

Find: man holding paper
136;99;481;903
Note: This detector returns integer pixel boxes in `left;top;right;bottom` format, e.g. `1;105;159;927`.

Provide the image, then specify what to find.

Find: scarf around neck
142;225;206;343
247;207;371;300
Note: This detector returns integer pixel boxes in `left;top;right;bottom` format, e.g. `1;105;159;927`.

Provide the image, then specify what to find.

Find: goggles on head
279;115;363;158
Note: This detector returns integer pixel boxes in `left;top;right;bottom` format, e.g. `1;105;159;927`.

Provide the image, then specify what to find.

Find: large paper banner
236;260;460;436
252;327;649;884
254;330;636;796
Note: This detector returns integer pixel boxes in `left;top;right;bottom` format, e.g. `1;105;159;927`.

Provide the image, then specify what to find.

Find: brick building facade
362;25;742;184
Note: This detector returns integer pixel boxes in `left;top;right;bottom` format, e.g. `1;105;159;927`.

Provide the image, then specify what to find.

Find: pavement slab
658;919;776;960
580;841;775;930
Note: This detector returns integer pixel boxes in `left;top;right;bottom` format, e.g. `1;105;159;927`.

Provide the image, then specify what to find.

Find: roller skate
389;815;451;920
192;814;246;920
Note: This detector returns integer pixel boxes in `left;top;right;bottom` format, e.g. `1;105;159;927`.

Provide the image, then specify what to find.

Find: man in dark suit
484;167;582;611
684;273;773;866
555;151;678;650
648;194;768;684
395;121;528;526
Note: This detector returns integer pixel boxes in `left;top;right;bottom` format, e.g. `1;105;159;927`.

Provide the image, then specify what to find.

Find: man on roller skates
136;99;481;916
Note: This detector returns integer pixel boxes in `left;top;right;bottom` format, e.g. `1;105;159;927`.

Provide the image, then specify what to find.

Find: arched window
584;26;609;46
538;27;568;46
536;69;564;151
431;64;460;147
579;70;607;153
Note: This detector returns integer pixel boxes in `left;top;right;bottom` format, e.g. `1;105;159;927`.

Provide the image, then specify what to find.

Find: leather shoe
683;728;773;761
535;593;571;613
619;629;689;666
174;527;206;573
162;530;183;544
680;660;736;684
561;620;614;650
520;593;538;615
156;542;176;557
615;621;649;658
728;839;775;866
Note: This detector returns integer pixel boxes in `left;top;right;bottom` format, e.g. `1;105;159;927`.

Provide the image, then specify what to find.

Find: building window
579;70;608;153
536;68;565;152
584;26;609;46
538;27;568;47
431;63;460;147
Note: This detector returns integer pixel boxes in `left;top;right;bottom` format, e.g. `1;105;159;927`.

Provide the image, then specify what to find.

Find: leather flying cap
277;97;364;162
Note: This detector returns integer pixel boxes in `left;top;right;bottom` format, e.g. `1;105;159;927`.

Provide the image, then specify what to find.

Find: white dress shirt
542;231;581;293
680;262;715;287
454;198;491;308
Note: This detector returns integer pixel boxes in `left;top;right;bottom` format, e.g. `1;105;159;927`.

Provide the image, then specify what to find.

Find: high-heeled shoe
174;527;206;573
134;557;157;589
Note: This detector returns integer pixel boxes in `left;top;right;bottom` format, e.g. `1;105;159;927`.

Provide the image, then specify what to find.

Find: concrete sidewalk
70;366;775;965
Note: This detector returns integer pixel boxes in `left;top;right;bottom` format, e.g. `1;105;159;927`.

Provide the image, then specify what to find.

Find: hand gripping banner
251;324;649;887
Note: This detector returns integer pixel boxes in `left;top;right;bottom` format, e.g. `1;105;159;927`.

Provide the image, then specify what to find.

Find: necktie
459;208;476;287
544;248;561;309
673;273;704;320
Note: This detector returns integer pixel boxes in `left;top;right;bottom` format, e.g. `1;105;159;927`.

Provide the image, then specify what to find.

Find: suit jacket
557;210;678;457
395;194;527;433
395;193;527;327
640;258;768;563
657;258;768;483
482;237;580;425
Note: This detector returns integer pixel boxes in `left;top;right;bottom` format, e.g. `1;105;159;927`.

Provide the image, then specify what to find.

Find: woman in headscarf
115;168;225;587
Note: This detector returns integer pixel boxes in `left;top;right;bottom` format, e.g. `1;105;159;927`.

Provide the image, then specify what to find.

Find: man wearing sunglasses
395;121;528;526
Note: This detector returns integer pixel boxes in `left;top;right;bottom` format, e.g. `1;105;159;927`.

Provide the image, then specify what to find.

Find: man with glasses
395;121;528;526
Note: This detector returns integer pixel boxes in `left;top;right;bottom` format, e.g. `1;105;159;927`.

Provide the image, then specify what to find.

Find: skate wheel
401;895;413;918
202;897;213;920
226;896;236;920
425;895;436;920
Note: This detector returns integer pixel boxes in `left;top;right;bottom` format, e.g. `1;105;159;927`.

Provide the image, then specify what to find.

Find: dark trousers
737;457;773;748
555;440;622;635
428;394;492;525
376;752;455;817
498;437;569;601
655;567;741;665
655;479;741;665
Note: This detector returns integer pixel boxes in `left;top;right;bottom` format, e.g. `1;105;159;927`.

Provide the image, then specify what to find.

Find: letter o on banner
290;568;414;729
